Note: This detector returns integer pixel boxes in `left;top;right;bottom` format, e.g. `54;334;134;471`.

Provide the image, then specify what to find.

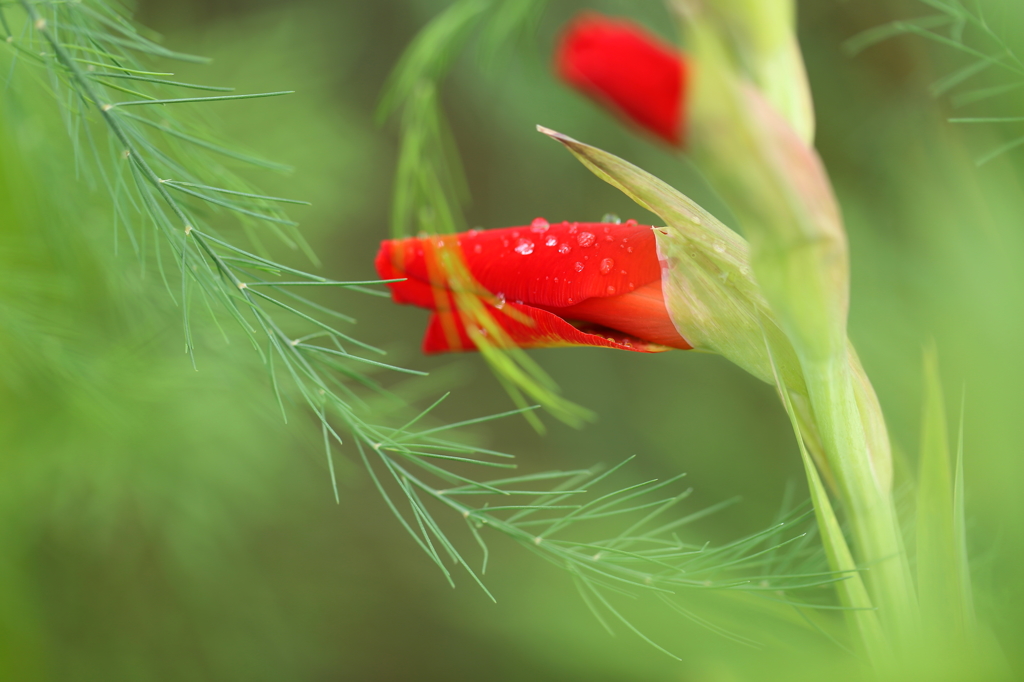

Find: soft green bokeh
2;0;1023;679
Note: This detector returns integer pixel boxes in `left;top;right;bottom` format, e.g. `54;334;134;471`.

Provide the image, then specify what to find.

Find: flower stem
803;356;917;646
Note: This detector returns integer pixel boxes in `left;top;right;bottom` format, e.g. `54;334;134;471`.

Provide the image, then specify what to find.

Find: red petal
375;238;447;309
555;13;687;146
422;301;671;354
540;280;691;350
375;222;691;354
378;221;661;310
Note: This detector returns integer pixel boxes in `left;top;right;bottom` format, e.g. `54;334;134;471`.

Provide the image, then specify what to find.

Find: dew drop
692;214;702;225
467;229;479;237
558;243;571;254
567;297;574;304
502;239;510;248
473;244;482;254
606;285;617;295
514;238;535;255
605;234;614;241
626;246;634;254
545;237;558;247
553;277;559;283
577;231;596;247
624;219;638;227
619;269;627;275
599;258;614;275
627;282;635;291
568;223;579;234
530;217;550;232
495;292;506;309
713;241;726;254
574;261;584;272
601;213;621;224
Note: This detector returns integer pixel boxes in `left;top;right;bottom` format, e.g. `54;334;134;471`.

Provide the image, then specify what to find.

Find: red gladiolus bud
375;220;692;354
555;13;688;146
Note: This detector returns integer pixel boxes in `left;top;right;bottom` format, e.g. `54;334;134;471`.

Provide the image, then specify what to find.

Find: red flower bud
555;13;688;146
376;220;691;354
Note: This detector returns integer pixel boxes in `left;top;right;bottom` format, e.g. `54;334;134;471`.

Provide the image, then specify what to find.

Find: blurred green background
2;0;1023;679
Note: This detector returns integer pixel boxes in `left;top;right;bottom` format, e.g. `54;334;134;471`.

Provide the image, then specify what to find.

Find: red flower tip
555;12;688;147
376;220;692;355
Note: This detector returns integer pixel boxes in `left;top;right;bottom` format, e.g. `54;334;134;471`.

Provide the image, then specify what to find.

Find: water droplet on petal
514;238;535;255
606;285;617;295
619;269;627;275
627;282;635;291
512;231;520;239
599;258;614;274
495;292;506;309
558;243;571;254
502;239;510;248
577;231;595;247
568;223;578;234
605;234;614;241
545;237;558;247
626;246;634;254
467;229;479;237
473;244;483;254
624;219;638;227
530;217;550;232
574;262;584;272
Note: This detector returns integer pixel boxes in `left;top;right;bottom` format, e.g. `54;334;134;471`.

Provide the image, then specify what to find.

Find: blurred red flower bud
555;12;688;146
375;220;691;354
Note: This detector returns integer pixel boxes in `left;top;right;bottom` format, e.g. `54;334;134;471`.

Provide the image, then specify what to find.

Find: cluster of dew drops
453;216;646;305
508;217;639;298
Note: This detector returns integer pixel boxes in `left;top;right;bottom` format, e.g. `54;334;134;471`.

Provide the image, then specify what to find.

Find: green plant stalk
802;356;917;646
677;7;917;654
538;126;902;657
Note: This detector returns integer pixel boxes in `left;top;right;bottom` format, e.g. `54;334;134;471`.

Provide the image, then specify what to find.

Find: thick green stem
803;357;917;643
